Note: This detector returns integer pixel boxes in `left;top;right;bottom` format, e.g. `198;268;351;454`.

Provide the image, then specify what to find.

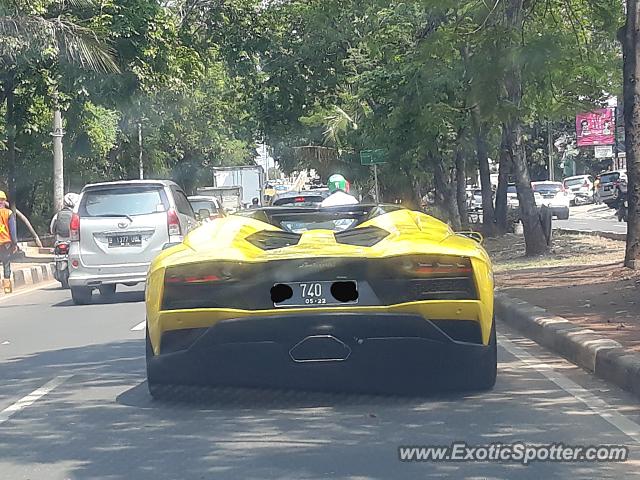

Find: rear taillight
583;180;589;187
69;214;80;241
55;243;69;254
167;208;181;237
402;257;473;277
166;274;222;284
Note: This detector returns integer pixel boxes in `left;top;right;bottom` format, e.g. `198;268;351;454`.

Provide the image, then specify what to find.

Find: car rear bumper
69;261;149;287
147;312;494;395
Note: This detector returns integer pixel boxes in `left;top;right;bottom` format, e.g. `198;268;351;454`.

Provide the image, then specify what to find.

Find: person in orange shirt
0;191;17;293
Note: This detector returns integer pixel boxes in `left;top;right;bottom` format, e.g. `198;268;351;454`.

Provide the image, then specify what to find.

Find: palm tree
0;0;119;213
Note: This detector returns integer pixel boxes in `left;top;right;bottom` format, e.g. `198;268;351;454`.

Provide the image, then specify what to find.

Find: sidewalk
486;232;640;352
3;252;55;292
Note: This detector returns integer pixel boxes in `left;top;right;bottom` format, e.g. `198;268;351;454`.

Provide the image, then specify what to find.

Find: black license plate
273;281;358;307
108;235;142;247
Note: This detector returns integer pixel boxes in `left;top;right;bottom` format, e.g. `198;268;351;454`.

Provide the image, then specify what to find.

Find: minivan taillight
167;208;181;236
69;213;80;241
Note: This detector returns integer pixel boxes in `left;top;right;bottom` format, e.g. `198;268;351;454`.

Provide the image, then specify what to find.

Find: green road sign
360;149;387;165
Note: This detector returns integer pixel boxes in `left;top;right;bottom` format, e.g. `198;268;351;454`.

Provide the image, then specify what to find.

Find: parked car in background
563;175;594;205
598;170;627;207
531;181;571;219
188;195;225;222
466;187;483;211
68;180;197;305
506;184;544;210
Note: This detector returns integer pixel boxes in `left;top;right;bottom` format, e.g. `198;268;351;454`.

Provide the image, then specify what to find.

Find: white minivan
68;180;197;304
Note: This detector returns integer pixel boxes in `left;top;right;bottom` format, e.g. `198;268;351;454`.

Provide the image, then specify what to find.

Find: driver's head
328;174;348;193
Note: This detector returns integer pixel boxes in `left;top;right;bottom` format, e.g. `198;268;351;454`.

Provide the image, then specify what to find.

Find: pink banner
576;108;615;146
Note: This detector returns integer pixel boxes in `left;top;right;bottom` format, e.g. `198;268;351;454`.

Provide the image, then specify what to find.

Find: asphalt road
555;204;627;234
2;283;640;479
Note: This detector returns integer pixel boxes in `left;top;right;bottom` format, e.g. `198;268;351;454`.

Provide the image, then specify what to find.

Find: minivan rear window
600;172;620;184
80;186;169;217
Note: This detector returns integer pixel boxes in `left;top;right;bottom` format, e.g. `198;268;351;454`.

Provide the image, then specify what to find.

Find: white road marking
0;280;57;304
0;375;72;425
499;334;640;444
131;320;146;331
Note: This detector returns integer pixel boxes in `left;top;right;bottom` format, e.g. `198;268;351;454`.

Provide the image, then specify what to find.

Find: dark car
270;189;331;207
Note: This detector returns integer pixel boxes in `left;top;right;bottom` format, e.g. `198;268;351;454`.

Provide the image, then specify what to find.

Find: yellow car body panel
145;207;494;355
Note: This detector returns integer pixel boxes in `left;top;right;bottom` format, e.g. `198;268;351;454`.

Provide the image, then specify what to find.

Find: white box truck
213;165;265;207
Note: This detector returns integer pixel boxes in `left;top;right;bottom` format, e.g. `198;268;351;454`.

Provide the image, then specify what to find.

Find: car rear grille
161;256;478;311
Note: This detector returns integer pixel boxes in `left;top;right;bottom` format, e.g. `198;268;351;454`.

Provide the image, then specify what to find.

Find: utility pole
548;120;554;181
373;164;380;203
52;109;64;212
614;105;620;170
138;121;144;180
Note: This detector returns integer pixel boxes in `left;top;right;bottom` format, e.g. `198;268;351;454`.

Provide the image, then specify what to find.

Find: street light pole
548;120;554;181
373;164;380;203
52;109;64;212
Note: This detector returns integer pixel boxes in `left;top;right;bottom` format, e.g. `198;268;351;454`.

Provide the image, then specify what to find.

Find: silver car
68;180;197;304
598;170;627;207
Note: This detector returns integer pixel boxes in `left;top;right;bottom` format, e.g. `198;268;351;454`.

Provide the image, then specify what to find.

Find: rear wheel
71;286;92;305
146;327;168;399
556;208;570;220
98;284;117;298
472;319;497;390
59;270;69;289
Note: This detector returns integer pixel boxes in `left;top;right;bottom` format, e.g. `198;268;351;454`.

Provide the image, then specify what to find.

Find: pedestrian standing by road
50;193;79;242
0;190;18;294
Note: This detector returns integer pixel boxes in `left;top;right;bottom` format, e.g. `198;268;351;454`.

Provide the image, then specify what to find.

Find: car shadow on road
51;290;145;307
1;340;637;479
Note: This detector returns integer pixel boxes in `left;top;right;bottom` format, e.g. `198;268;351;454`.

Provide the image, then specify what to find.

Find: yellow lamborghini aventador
145;204;496;396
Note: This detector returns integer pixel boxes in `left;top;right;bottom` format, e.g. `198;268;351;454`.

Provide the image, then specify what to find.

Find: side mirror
458;231;484;244
198;208;211;219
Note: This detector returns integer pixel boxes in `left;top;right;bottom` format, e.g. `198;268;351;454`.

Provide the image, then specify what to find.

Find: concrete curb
555;227;626;241
496;292;640;398
11;263;55;289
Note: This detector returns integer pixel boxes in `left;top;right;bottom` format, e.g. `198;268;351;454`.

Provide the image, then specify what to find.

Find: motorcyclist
321;174;359;207
50;193;80;242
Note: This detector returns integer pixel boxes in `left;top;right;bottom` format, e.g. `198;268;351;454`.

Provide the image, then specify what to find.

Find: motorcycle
53;241;70;288
616;193;628;223
572;192;593;206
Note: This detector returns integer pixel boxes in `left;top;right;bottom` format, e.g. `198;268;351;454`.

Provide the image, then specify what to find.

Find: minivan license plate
108;235;142;247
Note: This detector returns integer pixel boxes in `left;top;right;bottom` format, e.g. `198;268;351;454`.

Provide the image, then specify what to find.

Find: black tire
60;270;69;289
473;318;497;390
71;286;92;305
557;208;570;220
98;284;117;298
146;327;168;399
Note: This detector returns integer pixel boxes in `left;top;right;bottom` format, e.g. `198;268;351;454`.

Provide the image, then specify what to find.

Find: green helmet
327;174;348;193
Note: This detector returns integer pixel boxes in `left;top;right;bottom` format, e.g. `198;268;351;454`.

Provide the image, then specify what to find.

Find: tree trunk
5;79;17;215
623;0;640;269
504;0;548;255
470;107;496;236
454;140;469;229
15;210;43;248
495;124;512;234
434;161;462;230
